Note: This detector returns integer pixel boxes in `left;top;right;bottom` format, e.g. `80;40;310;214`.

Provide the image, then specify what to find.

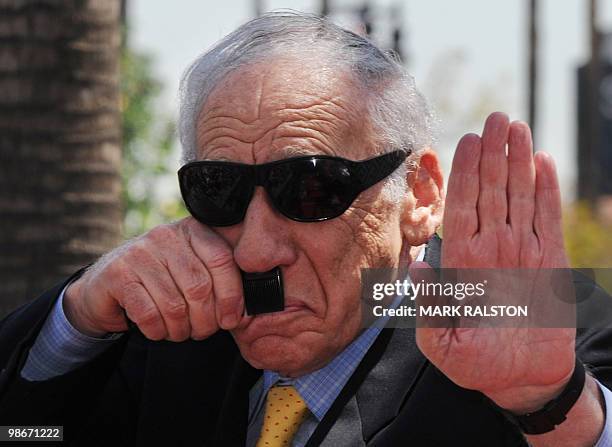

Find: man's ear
400;148;445;246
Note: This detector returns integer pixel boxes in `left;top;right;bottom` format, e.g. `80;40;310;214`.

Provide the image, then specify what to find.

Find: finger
533;151;563;247
165;249;218;340
141;269;191;342
186;221;244;330
129;248;192;341
114;279;168;341
477;112;510;231
443;133;482;240
507;121;535;236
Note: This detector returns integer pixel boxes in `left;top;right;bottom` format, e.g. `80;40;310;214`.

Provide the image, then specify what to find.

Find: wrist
63;279;108;338
486;358;591;436
486;364;575;414
524;375;604;445
488;378;573;415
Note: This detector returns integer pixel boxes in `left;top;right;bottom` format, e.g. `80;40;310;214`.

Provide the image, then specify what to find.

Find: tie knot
256;385;309;446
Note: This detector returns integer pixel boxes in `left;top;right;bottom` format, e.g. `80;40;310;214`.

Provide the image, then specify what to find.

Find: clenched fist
63;217;244;341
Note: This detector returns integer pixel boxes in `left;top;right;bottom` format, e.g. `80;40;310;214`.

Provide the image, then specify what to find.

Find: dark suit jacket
1;235;612;446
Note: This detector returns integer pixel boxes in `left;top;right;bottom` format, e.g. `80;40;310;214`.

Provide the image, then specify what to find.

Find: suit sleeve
575;270;612;387
0;269;146;445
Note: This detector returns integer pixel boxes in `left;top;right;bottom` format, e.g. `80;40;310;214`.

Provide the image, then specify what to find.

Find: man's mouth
253;300;310;317
282;302;308;311
237;298;313;326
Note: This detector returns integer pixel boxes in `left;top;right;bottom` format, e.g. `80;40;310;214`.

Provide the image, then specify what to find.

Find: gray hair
178;11;434;197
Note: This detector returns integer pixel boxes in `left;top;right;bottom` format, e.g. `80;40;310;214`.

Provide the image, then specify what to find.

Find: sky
128;0;612;202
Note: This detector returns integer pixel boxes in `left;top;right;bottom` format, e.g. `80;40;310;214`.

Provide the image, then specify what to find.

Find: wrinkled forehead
195;57;375;162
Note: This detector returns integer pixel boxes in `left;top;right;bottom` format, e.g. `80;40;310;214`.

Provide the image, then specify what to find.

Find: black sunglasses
178;149;409;227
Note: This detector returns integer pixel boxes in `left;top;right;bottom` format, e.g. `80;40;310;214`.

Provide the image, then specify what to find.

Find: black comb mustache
241;267;285;315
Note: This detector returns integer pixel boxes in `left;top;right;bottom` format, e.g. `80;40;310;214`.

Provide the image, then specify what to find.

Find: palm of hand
416;113;575;411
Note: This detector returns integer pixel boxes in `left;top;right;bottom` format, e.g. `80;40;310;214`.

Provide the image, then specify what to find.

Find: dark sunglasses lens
267;158;357;221
180;164;252;226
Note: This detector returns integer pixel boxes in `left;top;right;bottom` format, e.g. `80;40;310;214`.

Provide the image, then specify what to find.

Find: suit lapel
356;327;428;442
136;331;253;446
136;339;219;446
319;396;366;446
424;233;442;268
213;353;262;446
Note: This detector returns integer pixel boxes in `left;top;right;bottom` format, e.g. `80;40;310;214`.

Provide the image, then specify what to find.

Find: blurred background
1;0;611;317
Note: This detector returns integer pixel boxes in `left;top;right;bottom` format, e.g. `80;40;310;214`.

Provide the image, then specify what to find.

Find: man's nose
233;188;297;272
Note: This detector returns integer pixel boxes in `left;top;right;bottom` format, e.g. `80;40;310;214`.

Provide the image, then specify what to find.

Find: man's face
196;58;406;376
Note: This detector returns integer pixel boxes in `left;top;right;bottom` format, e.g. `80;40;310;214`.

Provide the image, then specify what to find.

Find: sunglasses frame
178;148;411;227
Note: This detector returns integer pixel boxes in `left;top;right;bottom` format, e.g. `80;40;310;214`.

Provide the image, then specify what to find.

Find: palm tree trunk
0;0;123;317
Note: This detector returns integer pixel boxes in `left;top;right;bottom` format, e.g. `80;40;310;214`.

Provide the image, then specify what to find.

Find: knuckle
98;255;129;285
119;280;145;302
107;271;138;304
147;224;176;242
183;216;204;232
206;247;235;271
127;241;153;262
163;300;188;320
104;258;124;279
117;261;138;283
123;292;156;323
132;306;160;328
183;279;213;302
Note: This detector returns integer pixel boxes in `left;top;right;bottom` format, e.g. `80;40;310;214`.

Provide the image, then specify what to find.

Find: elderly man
1;11;611;447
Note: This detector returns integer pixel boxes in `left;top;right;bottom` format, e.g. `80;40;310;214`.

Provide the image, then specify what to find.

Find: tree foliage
564;202;612;267
120;46;187;237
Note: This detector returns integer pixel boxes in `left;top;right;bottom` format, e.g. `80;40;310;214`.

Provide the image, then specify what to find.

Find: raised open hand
413;112;575;413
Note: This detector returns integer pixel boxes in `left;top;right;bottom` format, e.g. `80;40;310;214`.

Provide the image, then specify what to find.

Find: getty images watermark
360;268;612;329
371;277;528;318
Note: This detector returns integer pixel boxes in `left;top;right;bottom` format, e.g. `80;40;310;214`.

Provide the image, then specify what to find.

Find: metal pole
321;0;330;16
254;0;264;17
359;3;372;36
586;0;601;204
390;2;405;64
528;0;538;145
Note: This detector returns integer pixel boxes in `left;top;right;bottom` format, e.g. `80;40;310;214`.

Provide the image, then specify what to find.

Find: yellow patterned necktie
256;385;309;446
